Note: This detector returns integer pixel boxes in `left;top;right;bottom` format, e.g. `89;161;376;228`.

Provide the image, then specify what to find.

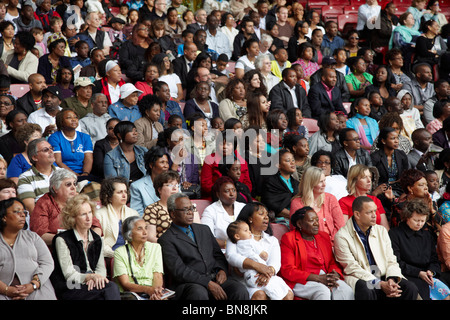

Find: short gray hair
255;54;271;70
27;138;48;165
260;34;273;46
122;216;143;242
90;93;107;103
49;169;78;195
167;192;189;213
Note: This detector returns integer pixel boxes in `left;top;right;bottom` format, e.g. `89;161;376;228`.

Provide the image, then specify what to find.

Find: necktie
186;228;195;243
188;62;192;69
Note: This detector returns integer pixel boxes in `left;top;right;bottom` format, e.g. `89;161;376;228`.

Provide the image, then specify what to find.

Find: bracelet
4;285;8;296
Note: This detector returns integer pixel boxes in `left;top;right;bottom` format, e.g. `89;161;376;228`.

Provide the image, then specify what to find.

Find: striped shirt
17;165;60;202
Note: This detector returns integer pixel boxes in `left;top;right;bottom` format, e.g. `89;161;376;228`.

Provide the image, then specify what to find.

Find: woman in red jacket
201;130;252;199
279;206;354;300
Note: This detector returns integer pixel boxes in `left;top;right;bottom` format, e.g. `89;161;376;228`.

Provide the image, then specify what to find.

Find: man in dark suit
186;8;207;33
158;193;249;300
308;67;347;120
268;67;311;118
172;42;198;90
310;57;351;102
408;128;434;170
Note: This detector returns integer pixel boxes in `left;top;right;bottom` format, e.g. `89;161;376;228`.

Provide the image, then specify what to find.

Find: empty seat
191;199;212;220
302;118;319;134
337;14;358;32
10;84;30;98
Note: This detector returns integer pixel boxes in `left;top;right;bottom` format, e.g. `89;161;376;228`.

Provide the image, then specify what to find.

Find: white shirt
283;82;298;108
159;73;181;99
325;174;348;200
28;107;62;134
108;83;121;104
201;200;246;242
344;149;357;169
357;4;381;31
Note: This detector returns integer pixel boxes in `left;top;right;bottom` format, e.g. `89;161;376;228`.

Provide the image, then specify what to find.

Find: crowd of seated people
1;0;450;303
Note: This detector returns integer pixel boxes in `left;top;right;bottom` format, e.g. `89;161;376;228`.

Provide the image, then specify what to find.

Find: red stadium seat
350;0;365;6
337;14;358;33
110;6;120;16
343;5;359;14
191;199;212;219
395;6;409;15
270;223;289;243
10;84;30;98
392;0;412;6
302;118;319;134
329;0;350;6
178;101;185;112
321;6;344;22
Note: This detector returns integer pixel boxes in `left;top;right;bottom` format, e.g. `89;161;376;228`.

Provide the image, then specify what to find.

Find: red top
338;194;385;225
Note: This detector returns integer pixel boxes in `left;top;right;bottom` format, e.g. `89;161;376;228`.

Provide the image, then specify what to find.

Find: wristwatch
32;282;37;291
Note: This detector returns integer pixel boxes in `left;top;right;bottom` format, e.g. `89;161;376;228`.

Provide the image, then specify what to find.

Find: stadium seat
321;6;344;22
337;14;358;33
350;0;365;6
10;84;30;98
329;0;350;5
395;6;409;15
270;223;289;243
343;102;351;114
308;0;328;12
226;61;236;73
343;5;359;14
178;101;185;112
110;6;120;16
191;199;212;219
302;118;319;134
392;0;412;6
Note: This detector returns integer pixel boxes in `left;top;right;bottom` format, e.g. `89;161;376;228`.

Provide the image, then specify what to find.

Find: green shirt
113;242;164;292
60;96;93;119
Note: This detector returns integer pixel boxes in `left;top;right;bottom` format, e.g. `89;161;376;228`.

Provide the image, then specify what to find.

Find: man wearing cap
28;86;63;137
107;17;126;43
79;93;111;145
108;83;143;123
60;77;95;119
310;56;351;102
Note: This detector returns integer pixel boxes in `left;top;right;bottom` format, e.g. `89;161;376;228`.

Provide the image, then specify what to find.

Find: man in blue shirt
321;21;345;58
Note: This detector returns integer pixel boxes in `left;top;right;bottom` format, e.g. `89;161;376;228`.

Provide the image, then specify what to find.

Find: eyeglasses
37;146;54;153
316;161;331;166
64;181;77;188
11;209;29;217
174;205;196;214
346;138;361;142
163;183;178;189
0;101;12;106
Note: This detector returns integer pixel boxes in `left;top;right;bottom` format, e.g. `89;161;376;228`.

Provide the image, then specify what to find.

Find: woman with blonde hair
51;194;121;300
289;166;345;243
338;164;391;230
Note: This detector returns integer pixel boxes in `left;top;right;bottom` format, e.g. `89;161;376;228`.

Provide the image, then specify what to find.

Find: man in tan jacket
334;196;420;300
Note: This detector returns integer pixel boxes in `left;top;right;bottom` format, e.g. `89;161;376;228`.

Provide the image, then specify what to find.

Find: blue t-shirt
7;153;31;178
48;131;93;174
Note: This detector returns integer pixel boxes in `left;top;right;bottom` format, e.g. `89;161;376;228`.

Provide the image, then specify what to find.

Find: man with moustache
27;86;63;137
16;73;47;116
158;193;249;300
79;93;111;145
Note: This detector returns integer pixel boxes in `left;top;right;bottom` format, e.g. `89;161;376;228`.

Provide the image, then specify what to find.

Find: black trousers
354;278;419;300
174;278;249;300
60;281;121;300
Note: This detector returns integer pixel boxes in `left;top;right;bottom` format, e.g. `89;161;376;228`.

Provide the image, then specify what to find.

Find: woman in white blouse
201;176;246;249
220;12;239;50
235;38;260;79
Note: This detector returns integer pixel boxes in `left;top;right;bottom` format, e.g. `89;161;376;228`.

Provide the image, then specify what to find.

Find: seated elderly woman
30;169;102;247
95;177;140;259
60;77;95;119
201;176;247;249
389;199;450;300
108;83;143;123
113;216;167;300
0;198;57;300
47;109;94;181
50;194;121;300
279;206;354;300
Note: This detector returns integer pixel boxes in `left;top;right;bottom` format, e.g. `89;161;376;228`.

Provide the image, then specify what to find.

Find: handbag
181;183;201;199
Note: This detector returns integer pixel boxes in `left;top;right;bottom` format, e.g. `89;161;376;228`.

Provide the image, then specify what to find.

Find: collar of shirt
352;216;376;266
321;81;334;99
344;149;357;166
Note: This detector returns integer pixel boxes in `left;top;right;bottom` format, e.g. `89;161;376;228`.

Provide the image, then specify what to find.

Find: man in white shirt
356;0;381;31
205;14;231;59
27;86;63;137
79;93;111;145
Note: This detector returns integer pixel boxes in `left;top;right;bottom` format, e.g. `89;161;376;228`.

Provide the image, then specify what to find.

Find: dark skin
297;210;340;288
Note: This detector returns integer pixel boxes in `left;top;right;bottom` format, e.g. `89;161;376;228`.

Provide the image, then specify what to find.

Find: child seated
226;220;293;300
286;108;308;139
31;27;46;56
214;54;231;77
368;91;387;122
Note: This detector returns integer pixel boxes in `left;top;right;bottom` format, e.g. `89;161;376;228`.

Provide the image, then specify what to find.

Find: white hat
120;83;143;99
